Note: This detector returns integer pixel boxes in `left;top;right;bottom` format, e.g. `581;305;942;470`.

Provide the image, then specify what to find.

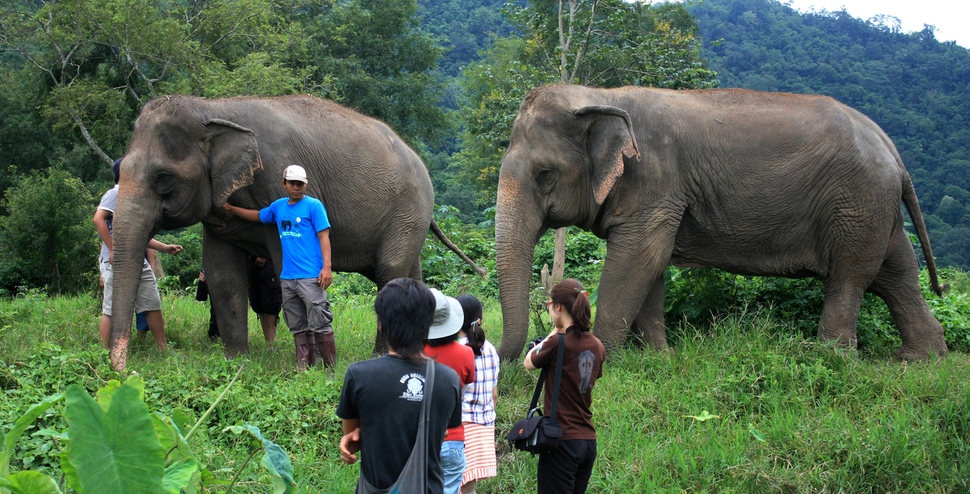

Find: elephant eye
536;169;555;190
152;171;178;195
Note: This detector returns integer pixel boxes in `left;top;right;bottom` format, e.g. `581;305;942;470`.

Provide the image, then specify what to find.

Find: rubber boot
293;332;312;371
315;332;337;370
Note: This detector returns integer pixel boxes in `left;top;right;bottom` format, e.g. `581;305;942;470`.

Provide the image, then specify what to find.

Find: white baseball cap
283;164;308;183
427;288;464;340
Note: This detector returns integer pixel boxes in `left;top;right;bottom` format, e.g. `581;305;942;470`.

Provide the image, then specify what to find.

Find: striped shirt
460;339;500;425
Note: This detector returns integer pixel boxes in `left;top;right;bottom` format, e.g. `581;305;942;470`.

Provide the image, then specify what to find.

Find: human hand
164;244;183;255
198;271;206;282
339;428;361;464
319;266;332;290
526;336;544;351
255;257;267;268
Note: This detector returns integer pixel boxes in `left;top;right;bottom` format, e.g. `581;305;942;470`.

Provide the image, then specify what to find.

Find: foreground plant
1;365;295;494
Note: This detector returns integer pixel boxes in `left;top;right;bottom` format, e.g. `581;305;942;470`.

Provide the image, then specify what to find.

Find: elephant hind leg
867;233;947;361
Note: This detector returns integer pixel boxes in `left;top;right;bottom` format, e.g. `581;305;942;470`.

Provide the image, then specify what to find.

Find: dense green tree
0;68;55;189
416;0;519;79
306;0;450;148
0;0;199;166
0;168;97;295
0;0;323;182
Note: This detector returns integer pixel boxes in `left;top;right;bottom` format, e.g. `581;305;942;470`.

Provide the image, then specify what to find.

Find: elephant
495;84;948;362
108;94;483;370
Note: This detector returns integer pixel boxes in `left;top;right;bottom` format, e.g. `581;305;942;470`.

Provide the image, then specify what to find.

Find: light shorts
280;278;333;335
100;261;163;316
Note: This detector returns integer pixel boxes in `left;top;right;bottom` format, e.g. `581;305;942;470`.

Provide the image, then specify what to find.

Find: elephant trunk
108;189;159;370
495;176;544;361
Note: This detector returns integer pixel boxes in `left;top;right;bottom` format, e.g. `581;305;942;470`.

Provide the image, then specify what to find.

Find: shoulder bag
356;359;435;494
506;334;565;455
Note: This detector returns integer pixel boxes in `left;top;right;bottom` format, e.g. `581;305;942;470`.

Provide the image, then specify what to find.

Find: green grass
1;290;968;492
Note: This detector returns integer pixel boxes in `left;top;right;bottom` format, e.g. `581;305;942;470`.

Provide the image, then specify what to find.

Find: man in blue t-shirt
224;164;336;370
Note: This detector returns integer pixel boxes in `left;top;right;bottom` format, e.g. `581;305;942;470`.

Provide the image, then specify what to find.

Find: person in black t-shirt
337;278;462;493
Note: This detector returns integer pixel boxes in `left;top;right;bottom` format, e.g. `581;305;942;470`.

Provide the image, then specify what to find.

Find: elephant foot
896;339;948;362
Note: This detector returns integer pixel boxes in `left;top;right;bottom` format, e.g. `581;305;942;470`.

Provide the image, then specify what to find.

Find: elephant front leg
630;274;668;350
594;226;676;351
203;231;252;358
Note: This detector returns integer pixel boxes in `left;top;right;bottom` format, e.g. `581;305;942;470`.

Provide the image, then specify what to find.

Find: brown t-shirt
530;327;606;440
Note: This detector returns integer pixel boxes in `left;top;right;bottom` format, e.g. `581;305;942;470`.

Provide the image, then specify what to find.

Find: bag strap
527;334;565;421
404;360;434;484
418;358;435;443
548;334;565;421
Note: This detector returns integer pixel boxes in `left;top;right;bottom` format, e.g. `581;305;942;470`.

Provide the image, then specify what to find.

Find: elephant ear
574;105;640;205
205;118;263;207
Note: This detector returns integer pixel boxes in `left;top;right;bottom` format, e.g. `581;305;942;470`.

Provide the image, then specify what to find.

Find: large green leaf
95;380;122;412
0;393;63;476
151;413;194;466
162;458;200;494
4;471;62;494
57;450;79;494
152;412;201;493
65;377;166;494
224;424;295;494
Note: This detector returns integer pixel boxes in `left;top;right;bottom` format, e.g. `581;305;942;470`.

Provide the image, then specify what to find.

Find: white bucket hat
428;288;464;339
283;164;308;183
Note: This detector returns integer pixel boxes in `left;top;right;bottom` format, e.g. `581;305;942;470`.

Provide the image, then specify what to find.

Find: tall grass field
1;274;969;492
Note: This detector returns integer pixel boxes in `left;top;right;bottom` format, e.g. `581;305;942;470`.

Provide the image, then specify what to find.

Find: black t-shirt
337;355;462;492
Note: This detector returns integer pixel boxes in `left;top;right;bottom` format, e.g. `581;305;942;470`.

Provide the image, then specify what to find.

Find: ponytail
550;278;591;332
457;294;486;356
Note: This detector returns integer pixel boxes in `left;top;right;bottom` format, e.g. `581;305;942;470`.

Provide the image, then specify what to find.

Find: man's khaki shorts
100;261;163;316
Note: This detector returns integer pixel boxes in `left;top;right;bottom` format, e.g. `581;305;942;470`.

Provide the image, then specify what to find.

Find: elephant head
495;86;640;360
108;96;262;370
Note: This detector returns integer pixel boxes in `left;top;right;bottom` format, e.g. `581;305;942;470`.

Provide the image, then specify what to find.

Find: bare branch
569;0;597;83
68;108;113;165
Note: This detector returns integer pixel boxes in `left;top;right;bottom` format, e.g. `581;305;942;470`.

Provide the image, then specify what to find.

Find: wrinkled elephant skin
495;84;948;362
109;95;441;370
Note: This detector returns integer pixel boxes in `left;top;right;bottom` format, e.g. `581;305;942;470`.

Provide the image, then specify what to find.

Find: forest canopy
1;0;969;295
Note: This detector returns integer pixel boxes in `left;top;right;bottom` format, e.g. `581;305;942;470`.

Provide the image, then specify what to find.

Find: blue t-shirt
258;196;331;280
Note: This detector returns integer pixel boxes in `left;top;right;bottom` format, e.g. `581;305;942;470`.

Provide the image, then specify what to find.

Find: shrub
154;225;203;293
0;168;98;295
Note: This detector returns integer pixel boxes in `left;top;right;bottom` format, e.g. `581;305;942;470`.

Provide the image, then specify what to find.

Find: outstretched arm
147;239;183;255
223;203;262;222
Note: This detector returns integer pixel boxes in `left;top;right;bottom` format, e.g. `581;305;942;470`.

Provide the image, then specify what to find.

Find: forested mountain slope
687;0;970;269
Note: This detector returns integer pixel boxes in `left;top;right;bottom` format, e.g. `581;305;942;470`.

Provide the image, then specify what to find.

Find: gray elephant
108;94;482;370
495;84;948;362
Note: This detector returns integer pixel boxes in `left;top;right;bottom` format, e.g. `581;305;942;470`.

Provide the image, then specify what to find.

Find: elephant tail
430;220;487;278
902;174;947;296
